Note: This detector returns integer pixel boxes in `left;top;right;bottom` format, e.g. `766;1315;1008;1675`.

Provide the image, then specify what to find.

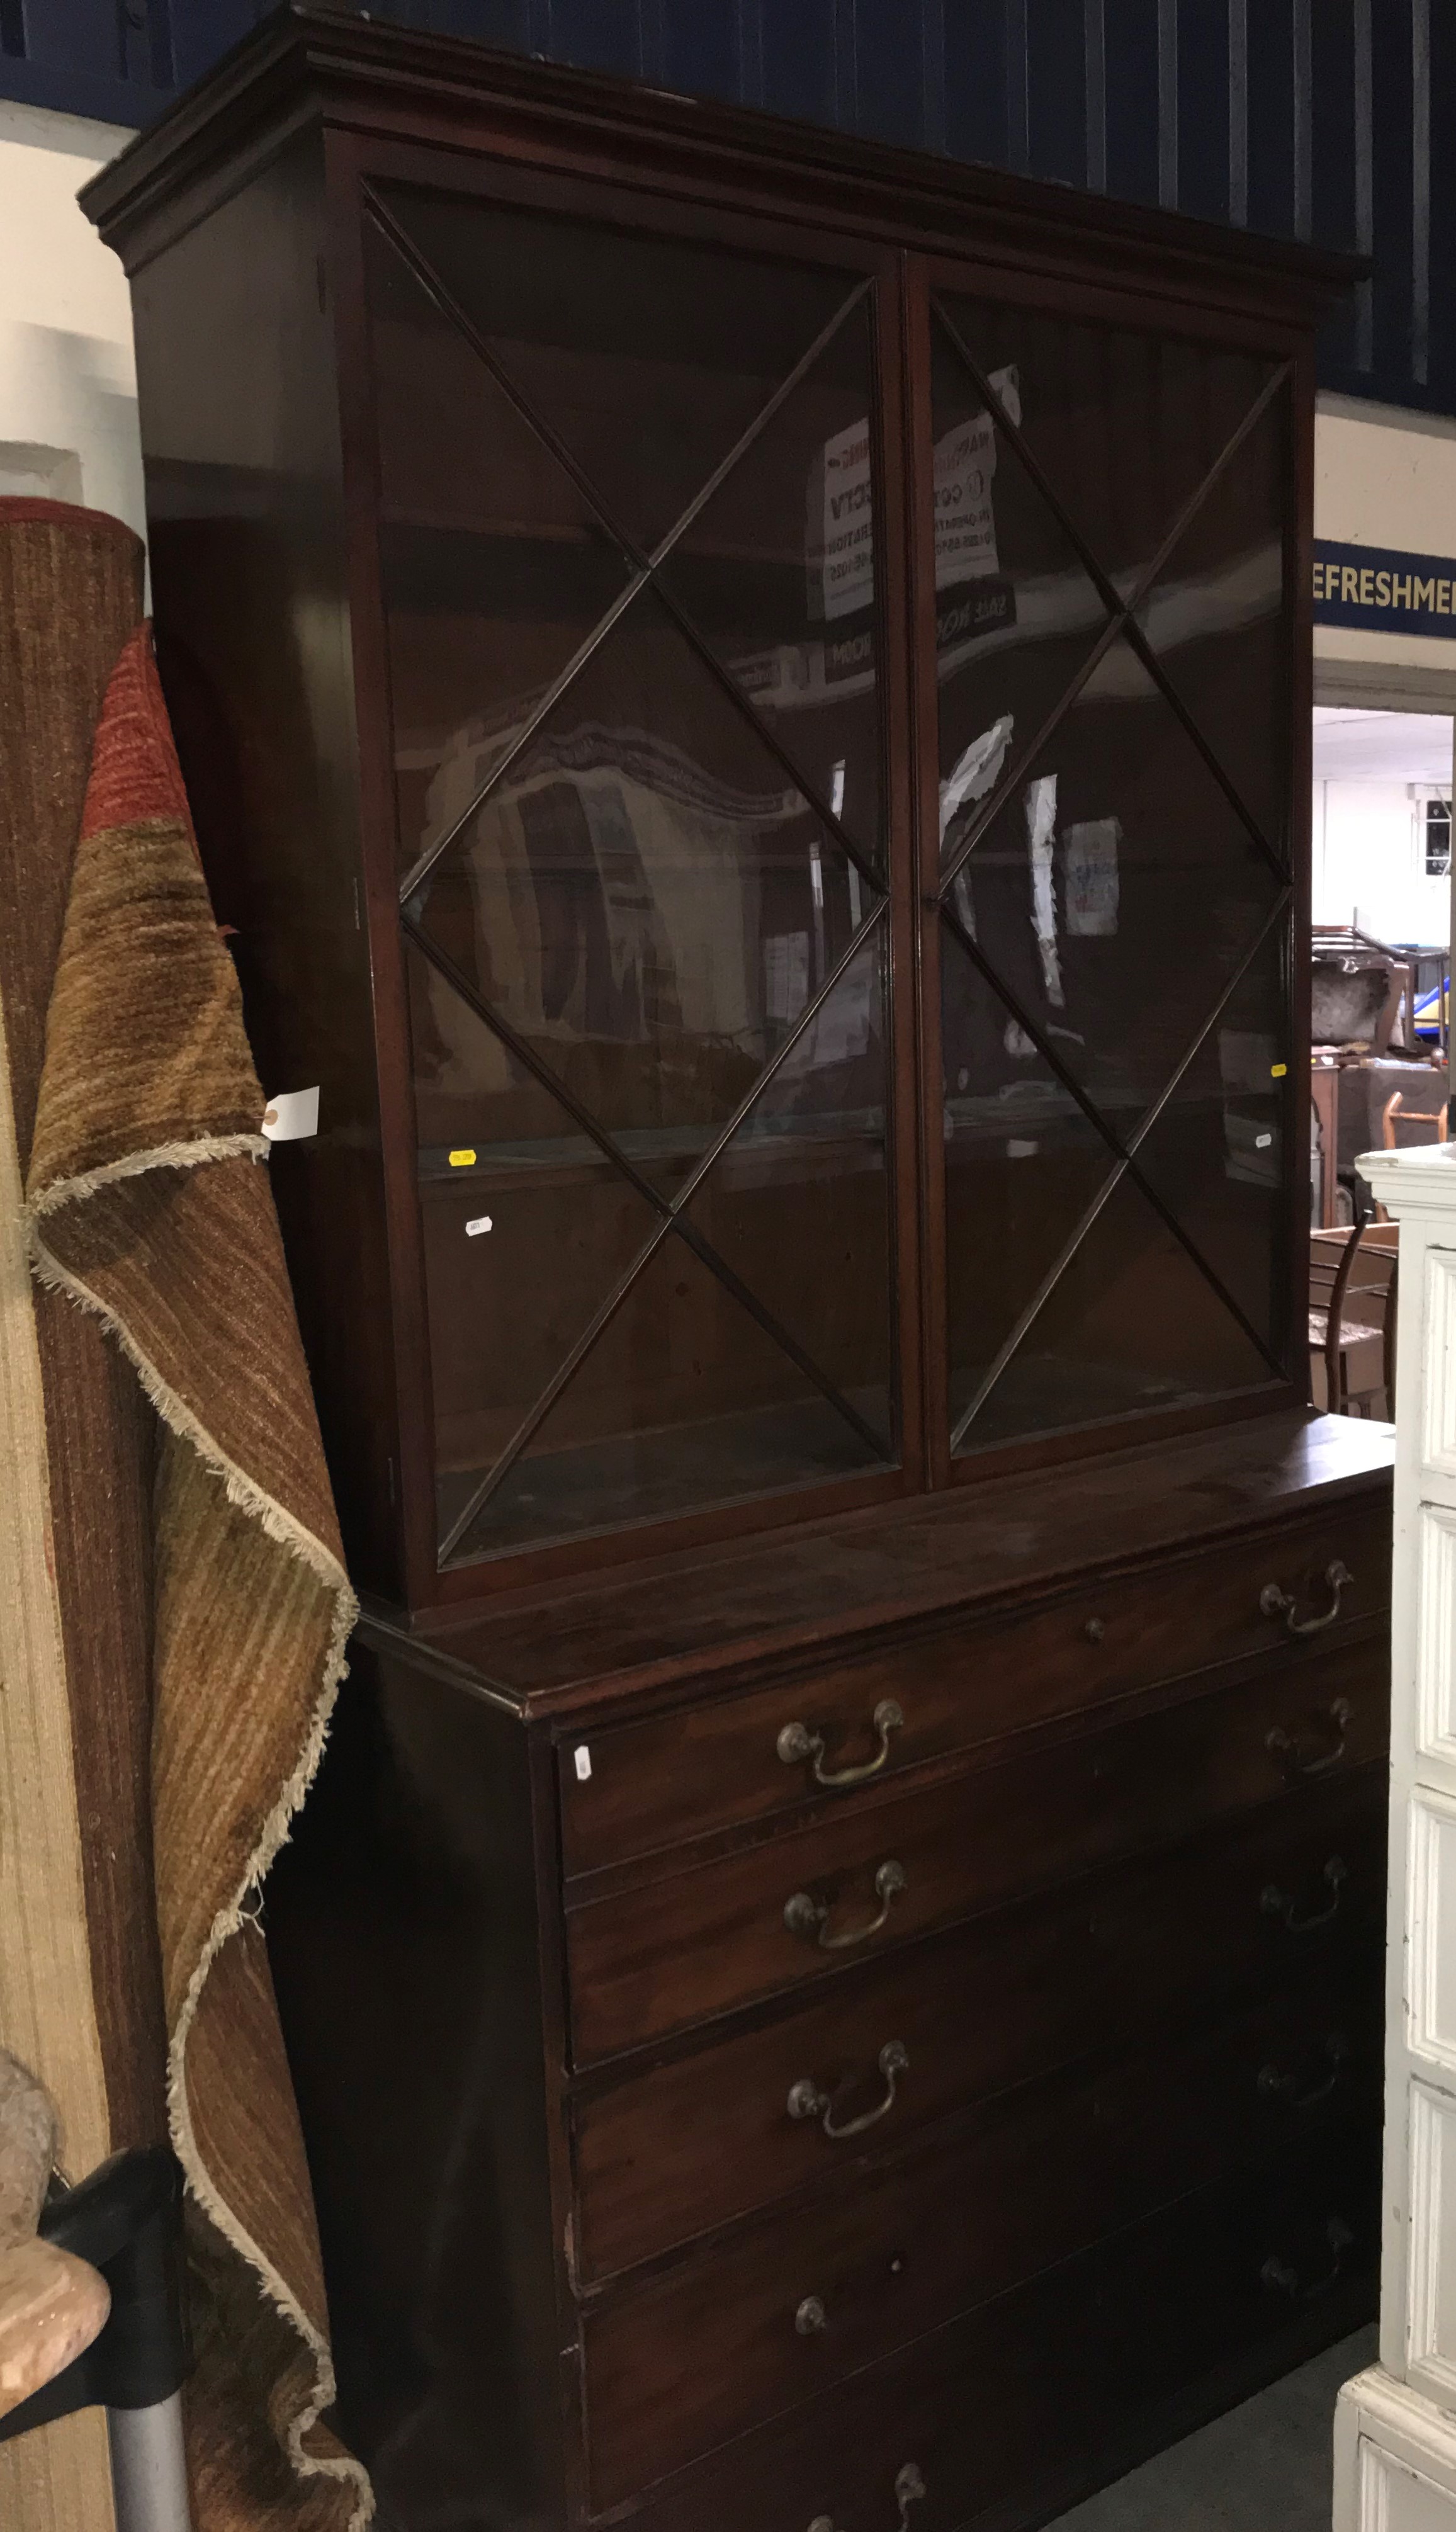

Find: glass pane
411;587;877;1195
947;635;1282;1133
932;315;1115;872
379;184;859;552
957;1172;1275;1452
932;293;1280;597
680;930;896;1449
405;946;664;1549
940;916;1120;1434
366;215;637;882
656;298;883;859
1129;928;1289;1357
1134;385;1290;861
453;1227;883;1559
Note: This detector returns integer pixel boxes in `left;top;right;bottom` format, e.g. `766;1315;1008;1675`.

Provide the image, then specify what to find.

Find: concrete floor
1044;2327;1379;2532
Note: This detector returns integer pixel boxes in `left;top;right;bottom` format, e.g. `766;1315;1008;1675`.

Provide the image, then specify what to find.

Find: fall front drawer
557;1504;1391;1874
627;2124;1382;2532
570;1766;1387;2280
579;1975;1382;2507
565;1639;1389;2060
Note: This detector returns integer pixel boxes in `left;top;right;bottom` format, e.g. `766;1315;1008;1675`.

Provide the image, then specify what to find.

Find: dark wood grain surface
570;1765;1386;2275
563;1642;1389;2059
386;1411;1392;1710
580;1980;1381;2506
557;1505;1390;1870
607;2125;1381;2532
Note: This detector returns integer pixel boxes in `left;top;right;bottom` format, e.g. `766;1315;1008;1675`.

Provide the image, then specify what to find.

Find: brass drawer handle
1266;1697;1353;1778
794;2295;827;2335
778;1698;903;1790
1261;1855;1348;1933
808;2463;926;2532
784;1860;907;1951
1258;2032;1348;2110
1261;2217;1353;2303
1259;1559;1351;1636
788;2040;908;2140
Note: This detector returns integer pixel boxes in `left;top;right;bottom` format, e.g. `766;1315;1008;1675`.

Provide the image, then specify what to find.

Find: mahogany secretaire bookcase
86;18;1396;2529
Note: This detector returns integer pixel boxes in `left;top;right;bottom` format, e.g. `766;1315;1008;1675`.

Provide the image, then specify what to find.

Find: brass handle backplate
788;2041;908;2140
778;1698;904;1790
1261;1855;1348;1934
794;2295;827;2336
1266;1697;1353;1778
1258;2032;1348;2110
785;1860;907;1951
1261;2217;1353;2303
808;2462;927;2532
1260;1560;1351;1637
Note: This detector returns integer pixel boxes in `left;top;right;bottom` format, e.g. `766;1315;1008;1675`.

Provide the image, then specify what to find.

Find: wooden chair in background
1384;1089;1449;1150
1309;1222;1399;1420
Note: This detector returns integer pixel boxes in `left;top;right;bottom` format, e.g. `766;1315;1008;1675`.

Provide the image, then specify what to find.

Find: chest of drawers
265;1410;1394;2532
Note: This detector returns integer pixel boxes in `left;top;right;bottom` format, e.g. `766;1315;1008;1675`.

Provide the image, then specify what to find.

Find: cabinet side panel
265;1642;567;2525
133;137;403;1596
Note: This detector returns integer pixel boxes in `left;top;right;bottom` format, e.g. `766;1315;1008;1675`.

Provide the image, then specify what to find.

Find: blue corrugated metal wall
1;0;1445;417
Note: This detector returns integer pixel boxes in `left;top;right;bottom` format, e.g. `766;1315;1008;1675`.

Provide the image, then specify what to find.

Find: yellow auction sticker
448;1148;477;1167
1270;1063;1287;1078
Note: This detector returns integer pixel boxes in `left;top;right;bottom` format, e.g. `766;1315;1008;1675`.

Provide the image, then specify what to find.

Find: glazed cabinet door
909;269;1301;1472
349;161;922;1588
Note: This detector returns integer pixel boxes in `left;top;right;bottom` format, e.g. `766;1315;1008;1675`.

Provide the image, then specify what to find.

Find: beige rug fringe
28;1133;269;1216
26;1203;369;2527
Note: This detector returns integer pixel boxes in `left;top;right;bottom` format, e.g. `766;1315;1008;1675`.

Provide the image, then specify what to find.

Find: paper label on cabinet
933;366;1022;594
817;417;875;621
809;366;1020;621
764;932;810;1025
261;1086;319;1141
781;959;874;1077
1063;817;1120;936
1025;776;1064;1008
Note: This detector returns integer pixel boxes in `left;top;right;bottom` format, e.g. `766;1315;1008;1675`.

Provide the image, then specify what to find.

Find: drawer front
570;1768;1387;2280
581;1976;1382;2507
1357;2444;1456;2532
558;1503;1391;1875
627;2127;1381;2532
566;1639;1389;2061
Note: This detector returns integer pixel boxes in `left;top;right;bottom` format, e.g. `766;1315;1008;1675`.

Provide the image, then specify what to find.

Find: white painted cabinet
1338;1145;1456;2528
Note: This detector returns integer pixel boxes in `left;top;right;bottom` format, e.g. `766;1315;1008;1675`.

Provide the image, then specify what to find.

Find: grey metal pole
108;2394;193;2532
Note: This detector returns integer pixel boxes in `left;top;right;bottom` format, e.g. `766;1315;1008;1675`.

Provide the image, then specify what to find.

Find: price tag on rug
262;1086;319;1141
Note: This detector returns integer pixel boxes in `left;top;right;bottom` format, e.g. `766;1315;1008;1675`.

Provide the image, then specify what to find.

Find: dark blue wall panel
944;0;1009;173
1027;0;1086;189
1;0;1447;416
1175;0;1228;225
1103;0;1161;208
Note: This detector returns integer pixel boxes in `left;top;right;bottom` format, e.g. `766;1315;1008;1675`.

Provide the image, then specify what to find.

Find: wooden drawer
565;1639;1389;2060
570;1766;1387;2280
558;1503;1391;1875
581;1975;1382;2507
628;2123;1381;2532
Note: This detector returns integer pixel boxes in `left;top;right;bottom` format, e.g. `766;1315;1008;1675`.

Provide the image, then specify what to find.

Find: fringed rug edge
25;1209;371;2531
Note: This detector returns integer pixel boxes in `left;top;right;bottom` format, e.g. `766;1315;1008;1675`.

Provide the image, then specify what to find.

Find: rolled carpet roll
1;497;370;2531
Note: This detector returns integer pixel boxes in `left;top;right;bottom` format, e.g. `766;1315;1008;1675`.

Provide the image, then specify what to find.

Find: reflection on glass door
928;291;1293;1452
367;187;898;1562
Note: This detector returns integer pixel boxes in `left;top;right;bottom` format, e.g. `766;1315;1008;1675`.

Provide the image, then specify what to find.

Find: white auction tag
573;1745;592;1782
466;1216;493;1237
261;1086;319;1141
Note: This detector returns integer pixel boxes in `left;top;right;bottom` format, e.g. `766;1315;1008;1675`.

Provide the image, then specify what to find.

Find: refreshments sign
1314;540;1456;638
